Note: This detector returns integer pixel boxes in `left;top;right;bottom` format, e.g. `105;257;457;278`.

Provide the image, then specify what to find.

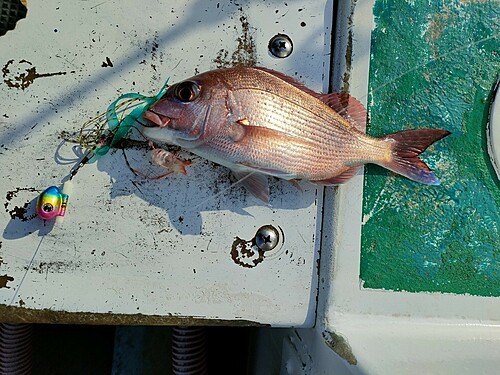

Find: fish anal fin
232;170;270;203
320;93;367;133
311;166;362;185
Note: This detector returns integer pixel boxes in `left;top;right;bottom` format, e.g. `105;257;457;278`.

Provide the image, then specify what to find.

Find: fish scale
201;133;317;176
211;114;351;177
230;89;357;148
225;69;354;128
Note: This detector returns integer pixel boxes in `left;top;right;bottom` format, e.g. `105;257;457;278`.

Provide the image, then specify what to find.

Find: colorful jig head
36;186;69;220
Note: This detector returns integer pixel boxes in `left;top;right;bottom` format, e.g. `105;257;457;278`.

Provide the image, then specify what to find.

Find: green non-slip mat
361;0;499;296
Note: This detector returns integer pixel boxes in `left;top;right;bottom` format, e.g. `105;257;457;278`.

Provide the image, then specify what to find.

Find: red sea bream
142;67;450;202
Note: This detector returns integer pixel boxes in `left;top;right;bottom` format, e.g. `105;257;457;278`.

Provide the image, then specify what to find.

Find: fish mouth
143;110;171;128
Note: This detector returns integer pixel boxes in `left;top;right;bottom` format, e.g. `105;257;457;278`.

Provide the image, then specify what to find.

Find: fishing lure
37;80;177;221
36;186;69;220
94;80;170;157
73;79;170;168
70;79;183;179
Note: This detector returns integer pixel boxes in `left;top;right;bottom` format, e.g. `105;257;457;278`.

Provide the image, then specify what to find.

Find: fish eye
174;81;200;102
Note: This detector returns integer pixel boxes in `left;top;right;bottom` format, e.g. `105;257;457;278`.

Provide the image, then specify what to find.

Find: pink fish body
143;67;450;202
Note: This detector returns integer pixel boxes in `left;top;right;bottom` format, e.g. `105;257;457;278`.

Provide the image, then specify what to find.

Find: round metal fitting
255;225;280;251
268;34;293;58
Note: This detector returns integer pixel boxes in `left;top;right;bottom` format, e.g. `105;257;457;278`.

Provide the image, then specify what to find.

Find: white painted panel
0;0;333;326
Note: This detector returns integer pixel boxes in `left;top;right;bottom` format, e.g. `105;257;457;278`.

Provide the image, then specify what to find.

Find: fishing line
24;82;175;301
9;236;44;306
12;75;164;305
40;31;499;218
371;32;499;95
33;79;172;235
330;32;500;121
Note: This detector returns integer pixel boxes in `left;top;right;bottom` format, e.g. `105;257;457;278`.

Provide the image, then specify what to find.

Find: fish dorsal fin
253;67;323;99
319;93;367;132
311;166;362;185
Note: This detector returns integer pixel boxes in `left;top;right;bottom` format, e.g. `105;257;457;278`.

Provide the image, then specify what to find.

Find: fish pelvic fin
380;129;451;185
232;170;270;204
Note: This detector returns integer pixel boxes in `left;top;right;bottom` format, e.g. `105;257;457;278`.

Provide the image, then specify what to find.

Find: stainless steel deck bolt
269;34;293;58
255;225;279;251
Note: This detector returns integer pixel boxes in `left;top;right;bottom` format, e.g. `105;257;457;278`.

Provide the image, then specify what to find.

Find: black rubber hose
0;324;33;375
172;326;207;375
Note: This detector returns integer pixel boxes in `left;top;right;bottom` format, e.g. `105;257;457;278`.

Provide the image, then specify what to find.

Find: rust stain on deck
0;275;14;289
214;15;257;68
2;59;74;90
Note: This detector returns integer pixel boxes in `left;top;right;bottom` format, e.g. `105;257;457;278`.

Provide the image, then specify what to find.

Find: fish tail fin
379;129;451;185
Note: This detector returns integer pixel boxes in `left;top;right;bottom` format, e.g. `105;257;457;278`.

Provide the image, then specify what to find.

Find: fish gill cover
361;0;500;296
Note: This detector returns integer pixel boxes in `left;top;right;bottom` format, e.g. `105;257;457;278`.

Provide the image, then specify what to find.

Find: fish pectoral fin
236;118;250;126
232;170;270;204
311;166;362;185
229;121;296;144
319;93;367;133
